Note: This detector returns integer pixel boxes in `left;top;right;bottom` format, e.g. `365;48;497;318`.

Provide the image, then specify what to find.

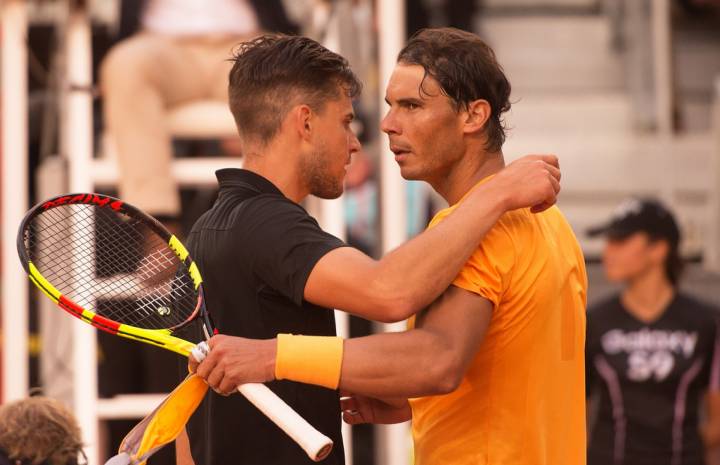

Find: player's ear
291;104;314;142
462;99;491;135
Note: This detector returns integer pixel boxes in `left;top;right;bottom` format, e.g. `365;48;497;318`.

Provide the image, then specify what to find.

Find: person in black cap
586;197;720;465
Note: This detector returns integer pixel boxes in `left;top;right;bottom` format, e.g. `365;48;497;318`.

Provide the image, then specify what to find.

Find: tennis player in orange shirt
193;28;588;465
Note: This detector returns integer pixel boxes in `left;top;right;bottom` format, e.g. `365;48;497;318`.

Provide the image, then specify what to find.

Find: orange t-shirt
409;186;588;465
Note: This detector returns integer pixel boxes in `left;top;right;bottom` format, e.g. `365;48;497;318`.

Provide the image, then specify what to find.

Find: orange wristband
275;334;344;390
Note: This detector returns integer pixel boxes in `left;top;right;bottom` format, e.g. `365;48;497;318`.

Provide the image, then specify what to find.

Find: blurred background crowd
1;0;720;464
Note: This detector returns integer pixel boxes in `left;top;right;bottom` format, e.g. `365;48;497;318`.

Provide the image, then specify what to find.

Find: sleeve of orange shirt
451;220;516;308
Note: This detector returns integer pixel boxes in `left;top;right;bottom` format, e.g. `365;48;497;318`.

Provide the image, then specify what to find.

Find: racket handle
237;383;334;462
191;342;333;461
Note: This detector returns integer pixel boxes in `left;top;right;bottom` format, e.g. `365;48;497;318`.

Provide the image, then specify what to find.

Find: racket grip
237;383;334;462
191;342;333;461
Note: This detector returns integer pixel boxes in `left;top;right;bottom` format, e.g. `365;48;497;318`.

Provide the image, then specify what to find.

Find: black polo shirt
181;168;346;465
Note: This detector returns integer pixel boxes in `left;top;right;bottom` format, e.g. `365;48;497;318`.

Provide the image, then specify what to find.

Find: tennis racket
17;192;333;462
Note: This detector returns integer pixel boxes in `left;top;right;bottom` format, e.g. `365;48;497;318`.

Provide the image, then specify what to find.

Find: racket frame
17;192;334;462
17;193;207;356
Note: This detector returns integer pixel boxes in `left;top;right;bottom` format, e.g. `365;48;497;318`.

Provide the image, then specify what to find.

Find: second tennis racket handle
237;383;334;461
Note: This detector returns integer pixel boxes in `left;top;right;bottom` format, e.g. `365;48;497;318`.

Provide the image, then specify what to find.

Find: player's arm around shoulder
339;284;494;399
303;154;561;323
303;246;416;323
337;285;494;425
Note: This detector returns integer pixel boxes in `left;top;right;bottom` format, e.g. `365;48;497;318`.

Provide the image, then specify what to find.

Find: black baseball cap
587;198;680;245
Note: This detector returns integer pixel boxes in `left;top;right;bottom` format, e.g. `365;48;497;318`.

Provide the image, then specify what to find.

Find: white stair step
92;157;243;188
503;92;634;134
505;132;714;193
483;0;598;8
479;16;624;93
504;132;715;258
97;394;167;419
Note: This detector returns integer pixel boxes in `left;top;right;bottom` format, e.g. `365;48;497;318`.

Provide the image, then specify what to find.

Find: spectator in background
586;198;720;465
0;396;86;465
100;0;297;228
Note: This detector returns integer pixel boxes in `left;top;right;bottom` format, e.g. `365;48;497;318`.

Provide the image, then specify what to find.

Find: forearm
371;182;507;316
337;330;459;399
196;289;490;399
704;393;720;447
176;428;196;465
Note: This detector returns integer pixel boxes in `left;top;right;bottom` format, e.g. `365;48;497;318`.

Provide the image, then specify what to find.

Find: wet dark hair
228;34;362;146
665;247;684;286
648;235;684;286
397;27;511;152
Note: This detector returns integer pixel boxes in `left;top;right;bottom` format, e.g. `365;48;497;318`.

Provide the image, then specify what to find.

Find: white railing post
376;1;411;464
317;195;353;465
1;0;30;403
652;0;673;136
62;1;98;463
316;4;354;461
708;76;720;272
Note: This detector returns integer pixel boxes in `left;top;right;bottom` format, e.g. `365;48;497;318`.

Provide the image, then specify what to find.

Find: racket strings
23;204;197;331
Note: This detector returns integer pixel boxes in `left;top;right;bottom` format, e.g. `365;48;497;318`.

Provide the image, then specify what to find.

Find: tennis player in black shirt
586;198;720;465
176;34;563;465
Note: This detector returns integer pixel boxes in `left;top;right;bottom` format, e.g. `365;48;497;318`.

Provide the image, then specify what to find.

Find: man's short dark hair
228;34;362;146
398;28;511;152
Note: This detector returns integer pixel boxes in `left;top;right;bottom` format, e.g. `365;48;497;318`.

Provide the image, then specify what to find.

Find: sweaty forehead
386;64;442;100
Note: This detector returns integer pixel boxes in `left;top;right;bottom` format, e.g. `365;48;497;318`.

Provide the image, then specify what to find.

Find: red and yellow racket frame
17;192;207;357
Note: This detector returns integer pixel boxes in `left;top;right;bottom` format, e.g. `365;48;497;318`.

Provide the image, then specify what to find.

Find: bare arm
304;154;559;322
192;286;492;400
175;428;196;465
337;286;492;398
704;392;720;458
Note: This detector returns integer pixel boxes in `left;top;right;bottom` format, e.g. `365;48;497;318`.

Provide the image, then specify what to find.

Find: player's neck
622;269;675;323
433;150;505;205
242;144;309;204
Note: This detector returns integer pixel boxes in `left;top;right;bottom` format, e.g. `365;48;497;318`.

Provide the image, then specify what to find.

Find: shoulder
500;205;576;239
587;294;622;322
429;203;516;252
192;193;315;234
494;206;573;240
588;294;621;312
673;292;720;322
238;194;310;216
585;295;623;343
227;194;320;231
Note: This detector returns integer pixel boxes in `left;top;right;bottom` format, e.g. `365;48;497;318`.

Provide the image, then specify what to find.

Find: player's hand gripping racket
17;193;333;462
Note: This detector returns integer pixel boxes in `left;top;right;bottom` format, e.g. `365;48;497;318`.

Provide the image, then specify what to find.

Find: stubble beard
300;148;344;200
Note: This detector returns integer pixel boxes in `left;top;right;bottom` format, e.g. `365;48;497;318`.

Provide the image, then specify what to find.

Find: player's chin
398;164;423;181
313;182;345;200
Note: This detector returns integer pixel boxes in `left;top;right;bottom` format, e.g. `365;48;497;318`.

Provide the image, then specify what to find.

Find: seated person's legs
100;33;207;220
